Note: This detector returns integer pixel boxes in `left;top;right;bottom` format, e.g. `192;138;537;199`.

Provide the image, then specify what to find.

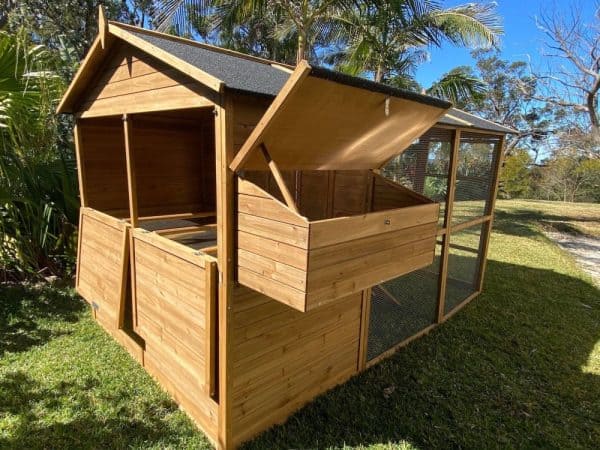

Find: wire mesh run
381;128;452;224
451;133;500;225
366;244;442;361
444;223;485;314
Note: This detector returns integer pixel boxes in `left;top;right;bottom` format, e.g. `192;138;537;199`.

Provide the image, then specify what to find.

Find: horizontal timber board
309;203;439;248
308;221;438;270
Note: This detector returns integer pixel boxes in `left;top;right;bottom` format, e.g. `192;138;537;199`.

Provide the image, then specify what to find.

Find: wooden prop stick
259;143;300;215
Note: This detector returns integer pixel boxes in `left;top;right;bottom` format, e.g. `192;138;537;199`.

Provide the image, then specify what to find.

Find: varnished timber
436;129;461;323
123;114;139;227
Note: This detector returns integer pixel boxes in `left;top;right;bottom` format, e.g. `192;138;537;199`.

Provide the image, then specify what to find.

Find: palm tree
153;0;345;64
333;0;502;83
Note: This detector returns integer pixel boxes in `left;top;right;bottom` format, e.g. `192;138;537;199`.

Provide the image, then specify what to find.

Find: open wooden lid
230;61;452;171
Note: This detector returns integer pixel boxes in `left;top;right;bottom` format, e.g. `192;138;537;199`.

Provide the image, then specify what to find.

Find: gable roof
120;26;290;97
57;20;516;135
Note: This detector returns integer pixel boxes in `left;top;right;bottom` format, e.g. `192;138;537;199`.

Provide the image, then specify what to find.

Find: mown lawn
1;200;599;449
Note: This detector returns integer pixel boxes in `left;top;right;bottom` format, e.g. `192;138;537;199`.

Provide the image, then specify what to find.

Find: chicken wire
366;244;442;361
444;223;485;314
451;133;501;225
381;128;453;224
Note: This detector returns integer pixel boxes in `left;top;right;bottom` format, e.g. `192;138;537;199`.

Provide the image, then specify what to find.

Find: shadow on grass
494;208;599;238
0;284;85;357
0;369;184;450
243;259;600;449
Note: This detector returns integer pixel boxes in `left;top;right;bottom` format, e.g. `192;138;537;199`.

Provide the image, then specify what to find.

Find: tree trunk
296;32;306;65
375;62;384;83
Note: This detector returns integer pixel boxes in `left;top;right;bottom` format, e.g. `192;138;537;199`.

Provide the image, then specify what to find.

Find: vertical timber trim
357;287;372;371
75;208;84;289
216;94;234;450
123;114;139;227
116;225;130;329
73;122;88;207
477;134;506;291
436;129;461;323
205;260;217;397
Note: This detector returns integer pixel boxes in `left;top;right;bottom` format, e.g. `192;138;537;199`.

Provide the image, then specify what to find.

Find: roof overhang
230;62;452;171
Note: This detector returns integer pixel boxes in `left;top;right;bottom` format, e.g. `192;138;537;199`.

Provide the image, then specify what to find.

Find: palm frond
429;3;503;49
427;69;487;104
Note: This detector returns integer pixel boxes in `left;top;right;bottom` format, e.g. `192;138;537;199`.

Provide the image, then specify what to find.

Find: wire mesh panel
451;133;501;224
444;223;485;315
382;128;452;224
367;244;442;361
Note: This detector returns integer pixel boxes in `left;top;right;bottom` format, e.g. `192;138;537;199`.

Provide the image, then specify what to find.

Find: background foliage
0;0;597;281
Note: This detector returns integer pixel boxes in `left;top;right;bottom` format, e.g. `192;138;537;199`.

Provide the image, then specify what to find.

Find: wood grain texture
77;42;217;118
229;287;362;447
76;208;129;329
131;228;219;439
236;176;439;312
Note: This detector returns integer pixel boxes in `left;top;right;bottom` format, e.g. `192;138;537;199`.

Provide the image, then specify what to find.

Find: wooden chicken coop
57;10;515;450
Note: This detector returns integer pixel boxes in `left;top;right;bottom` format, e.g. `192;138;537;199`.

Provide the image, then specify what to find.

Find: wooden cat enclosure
58;11;514;450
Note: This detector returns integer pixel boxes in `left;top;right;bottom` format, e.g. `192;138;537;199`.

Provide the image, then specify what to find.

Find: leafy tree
498;148;532;198
538;152;600;203
424;66;486;107
466;51;558;161
7;1;156;62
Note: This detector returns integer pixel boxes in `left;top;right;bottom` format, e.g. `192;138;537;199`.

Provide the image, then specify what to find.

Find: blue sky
415;0;596;86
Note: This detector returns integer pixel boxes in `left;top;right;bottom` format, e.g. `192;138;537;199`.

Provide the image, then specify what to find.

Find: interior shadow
243;259;600;449
0;284;85;357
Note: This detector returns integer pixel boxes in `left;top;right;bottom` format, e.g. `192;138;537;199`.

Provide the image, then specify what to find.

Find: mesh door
444;223;485;314
452;133;500;224
366;244;442;361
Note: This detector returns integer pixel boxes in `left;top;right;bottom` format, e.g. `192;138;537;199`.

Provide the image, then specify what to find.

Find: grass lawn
1;200;599;449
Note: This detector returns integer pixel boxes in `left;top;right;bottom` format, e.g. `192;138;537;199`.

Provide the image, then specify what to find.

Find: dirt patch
545;230;600;287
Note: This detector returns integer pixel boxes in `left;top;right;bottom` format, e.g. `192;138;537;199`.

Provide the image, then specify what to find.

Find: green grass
1;199;599;449
0;285;212;449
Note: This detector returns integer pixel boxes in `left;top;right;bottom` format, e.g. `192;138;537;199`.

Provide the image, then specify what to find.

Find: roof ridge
108;21;294;70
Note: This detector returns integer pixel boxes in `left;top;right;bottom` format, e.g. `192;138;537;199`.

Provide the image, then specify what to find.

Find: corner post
476;134;506;291
436;128;461;323
216;94;235;450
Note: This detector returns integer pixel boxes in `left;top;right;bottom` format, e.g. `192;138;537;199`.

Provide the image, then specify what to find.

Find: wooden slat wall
131;229;219;438
230;287;362;447
77;43;216;117
77;118;130;215
236;177;439;311
131;113;216;217
77;208;128;326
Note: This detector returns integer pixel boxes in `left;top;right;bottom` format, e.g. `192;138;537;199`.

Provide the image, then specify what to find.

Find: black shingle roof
123;26;514;134
126;28;289;96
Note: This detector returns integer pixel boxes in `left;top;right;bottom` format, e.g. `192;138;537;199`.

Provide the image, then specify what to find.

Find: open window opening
77;107;217;257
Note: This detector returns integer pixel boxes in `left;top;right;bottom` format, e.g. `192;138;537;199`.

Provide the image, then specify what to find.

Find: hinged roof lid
230;62;452;171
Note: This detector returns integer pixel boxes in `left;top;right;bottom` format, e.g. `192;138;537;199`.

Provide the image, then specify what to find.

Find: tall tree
332;0;502;83
154;0;344;63
467;51;557;161
535;2;600;150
